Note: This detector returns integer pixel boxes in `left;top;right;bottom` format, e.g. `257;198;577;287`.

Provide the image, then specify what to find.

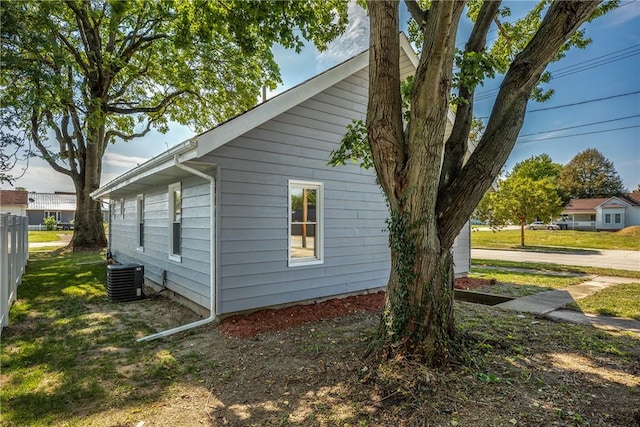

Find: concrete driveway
471;248;640;271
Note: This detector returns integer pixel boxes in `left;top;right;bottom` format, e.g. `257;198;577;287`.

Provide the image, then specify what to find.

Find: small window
137;194;144;250
168;182;182;260
289;180;323;266
120;197;125;218
44;211;61;222
614;213;621;224
605;213;611;224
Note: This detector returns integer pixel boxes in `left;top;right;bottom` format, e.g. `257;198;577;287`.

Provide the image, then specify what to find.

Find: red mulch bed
219;278;493;338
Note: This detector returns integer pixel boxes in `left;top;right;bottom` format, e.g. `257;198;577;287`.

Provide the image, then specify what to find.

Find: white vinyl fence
0;213;28;334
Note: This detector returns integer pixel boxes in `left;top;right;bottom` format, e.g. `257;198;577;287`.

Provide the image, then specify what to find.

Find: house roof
625;191;640;205
0;190;28;206
27;193;77;211
563;195;640;213
91;33;457;200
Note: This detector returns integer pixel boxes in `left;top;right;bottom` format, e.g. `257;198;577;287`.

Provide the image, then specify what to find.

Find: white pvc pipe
137;155;216;342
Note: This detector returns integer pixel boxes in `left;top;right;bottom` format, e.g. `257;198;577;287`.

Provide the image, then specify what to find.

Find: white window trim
288;179;324;267
44;211;62;222
168;182;182;262
136;194;144;252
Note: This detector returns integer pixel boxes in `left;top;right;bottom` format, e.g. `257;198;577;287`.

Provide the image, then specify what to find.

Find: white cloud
103;152;148;169
603;1;640;27
317;1;369;69
11;163;75;193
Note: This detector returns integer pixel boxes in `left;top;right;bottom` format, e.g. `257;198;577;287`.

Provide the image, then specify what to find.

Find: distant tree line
474;148;627;245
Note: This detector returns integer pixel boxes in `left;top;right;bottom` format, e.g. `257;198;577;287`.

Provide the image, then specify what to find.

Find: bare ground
96;287;640;426
3;279;639;426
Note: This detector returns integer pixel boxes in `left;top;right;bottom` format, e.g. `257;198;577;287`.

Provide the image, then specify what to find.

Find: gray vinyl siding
202;68;393;314
103;53;471;316
26;210;74;225
109;176;212;309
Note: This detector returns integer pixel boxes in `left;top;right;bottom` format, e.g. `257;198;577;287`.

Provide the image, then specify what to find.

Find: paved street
471;248;640;271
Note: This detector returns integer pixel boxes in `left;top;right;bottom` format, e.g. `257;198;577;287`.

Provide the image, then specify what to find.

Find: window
168;183;182;260
120;197;125;218
137;194;144;250
289;180;323;266
44;211;61;221
615;213;621;223
605;213;611;224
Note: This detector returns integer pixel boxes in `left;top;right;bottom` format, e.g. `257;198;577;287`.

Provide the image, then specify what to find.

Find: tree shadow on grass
3;251;639;426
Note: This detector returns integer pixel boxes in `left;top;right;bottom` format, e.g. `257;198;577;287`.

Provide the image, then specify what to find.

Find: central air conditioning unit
106;264;145;302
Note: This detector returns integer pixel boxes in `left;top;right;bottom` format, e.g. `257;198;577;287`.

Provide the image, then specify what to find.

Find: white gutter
137;154;216;342
91;139;198;200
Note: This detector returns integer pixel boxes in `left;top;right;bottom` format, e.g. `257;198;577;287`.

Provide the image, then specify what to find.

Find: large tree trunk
381;216;455;364
366;0;601;365
367;0;462;366
71;123;107;249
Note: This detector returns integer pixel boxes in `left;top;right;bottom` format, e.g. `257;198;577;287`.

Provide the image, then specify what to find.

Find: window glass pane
174;190;182;222
615;213;621;223
172;222;181;255
305;189;317;222
605;214;611;223
289;182;321;262
291;223;316;258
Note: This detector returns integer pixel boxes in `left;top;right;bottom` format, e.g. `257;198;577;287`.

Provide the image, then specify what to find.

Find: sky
4;0;640;194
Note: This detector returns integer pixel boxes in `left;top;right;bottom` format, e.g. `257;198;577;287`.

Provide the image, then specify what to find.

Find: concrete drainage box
106;264;145;302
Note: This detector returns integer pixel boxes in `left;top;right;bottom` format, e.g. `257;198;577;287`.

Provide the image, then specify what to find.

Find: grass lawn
471;229;640;251
28;230;72;243
468;267;588;298
2;250;639;426
472;258;640;280
566;282;640;320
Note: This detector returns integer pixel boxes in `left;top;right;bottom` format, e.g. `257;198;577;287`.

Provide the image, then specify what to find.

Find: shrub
43;216;58;231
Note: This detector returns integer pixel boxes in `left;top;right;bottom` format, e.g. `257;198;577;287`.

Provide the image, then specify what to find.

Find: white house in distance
561;192;640;231
91;34;472;322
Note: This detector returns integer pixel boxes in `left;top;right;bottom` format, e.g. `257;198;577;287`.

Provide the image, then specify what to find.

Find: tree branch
55;30;91;77
436;0;602;248
105;121;153;142
30;109;73;178
439;0;501;193
365;0;405;208
105;90;189;114
405;0;429;28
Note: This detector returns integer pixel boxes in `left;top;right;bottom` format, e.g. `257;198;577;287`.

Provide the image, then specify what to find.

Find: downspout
137;154;216;342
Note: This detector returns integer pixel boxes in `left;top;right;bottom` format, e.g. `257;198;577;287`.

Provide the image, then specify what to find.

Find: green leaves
557;148;626;199
327;119;373;170
1;0;349;183
453;49;497;98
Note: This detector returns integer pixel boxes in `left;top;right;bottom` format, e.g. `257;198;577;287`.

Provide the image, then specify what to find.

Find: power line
526;91;640;113
517;114;640;138
473;44;640;102
477;91;640;119
517;125;640;144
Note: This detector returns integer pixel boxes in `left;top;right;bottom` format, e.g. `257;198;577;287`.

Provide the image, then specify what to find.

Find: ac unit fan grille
106;264;144;302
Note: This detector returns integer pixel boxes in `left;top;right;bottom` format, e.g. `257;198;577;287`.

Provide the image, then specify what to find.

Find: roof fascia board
195;50;369;157
91;140;197;199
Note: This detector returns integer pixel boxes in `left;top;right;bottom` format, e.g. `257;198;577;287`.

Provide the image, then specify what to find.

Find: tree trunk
70;121;107;249
71;183;107;249
365;0;601;366
520;218;526;247
379;213;456;365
